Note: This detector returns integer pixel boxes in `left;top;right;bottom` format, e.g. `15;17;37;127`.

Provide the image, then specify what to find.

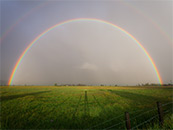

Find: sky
0;0;172;86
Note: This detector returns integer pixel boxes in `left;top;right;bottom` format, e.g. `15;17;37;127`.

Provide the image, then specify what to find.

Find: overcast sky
1;0;172;85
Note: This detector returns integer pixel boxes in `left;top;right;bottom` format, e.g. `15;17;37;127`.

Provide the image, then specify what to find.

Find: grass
0;86;172;129
145;113;173;130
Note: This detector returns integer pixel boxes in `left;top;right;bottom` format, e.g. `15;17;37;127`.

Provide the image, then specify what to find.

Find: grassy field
0;86;173;129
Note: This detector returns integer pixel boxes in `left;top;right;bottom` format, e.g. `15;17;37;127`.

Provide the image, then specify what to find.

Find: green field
0;86;173;129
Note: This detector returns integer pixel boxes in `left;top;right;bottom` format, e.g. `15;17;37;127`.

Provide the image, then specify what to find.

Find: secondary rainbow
0;1;48;44
123;2;172;46
8;18;163;85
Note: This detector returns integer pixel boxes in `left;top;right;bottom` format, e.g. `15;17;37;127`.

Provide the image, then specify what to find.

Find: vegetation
0;86;172;129
146;113;173;129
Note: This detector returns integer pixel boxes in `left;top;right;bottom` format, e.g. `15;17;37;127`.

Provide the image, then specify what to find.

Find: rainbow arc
8;18;163;85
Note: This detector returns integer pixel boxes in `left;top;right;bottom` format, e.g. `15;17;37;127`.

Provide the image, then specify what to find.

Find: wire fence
163;108;173;114
89;101;173;130
90;105;151;129
104;107;158;130
131;102;173;130
162;101;173;107
131;114;158;129
90;113;124;129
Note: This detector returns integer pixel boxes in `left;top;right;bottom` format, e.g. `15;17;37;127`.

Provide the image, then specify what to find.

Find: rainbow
8;18;163;85
123;2;172;46
0;1;48;44
1;1;172;48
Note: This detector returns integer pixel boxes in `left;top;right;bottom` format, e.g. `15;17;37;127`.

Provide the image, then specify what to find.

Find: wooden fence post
157;101;164;126
85;91;87;101
125;112;131;130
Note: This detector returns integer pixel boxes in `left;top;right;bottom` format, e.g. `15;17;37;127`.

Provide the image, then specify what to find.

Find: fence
89;101;173;130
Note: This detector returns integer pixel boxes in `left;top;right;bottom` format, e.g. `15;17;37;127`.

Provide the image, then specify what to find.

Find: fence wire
103;107;157;130
126;107;157;122
162;101;173;107
90;107;148;129
132;107;173;130
164;108;173;114
89;113;124;129
90;106;156;129
131;114;158;129
103;120;125;130
89;101;172;129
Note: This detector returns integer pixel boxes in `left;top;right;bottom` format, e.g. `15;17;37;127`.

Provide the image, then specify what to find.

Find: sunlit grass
0;86;172;129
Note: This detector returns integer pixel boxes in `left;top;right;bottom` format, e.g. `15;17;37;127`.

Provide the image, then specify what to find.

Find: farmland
0;86;173;129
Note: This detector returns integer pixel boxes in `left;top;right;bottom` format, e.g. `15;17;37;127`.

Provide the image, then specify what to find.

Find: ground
0;86;172;129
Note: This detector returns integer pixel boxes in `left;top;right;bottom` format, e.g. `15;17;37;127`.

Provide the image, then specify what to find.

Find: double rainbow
8;18;163;85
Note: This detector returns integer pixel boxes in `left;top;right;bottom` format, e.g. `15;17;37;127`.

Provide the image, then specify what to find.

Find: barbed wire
90;106;157;129
128;101;172;115
103;107;157;130
90;101;172;129
129;108;151;115
131;114;158;129
90;105;157;129
131;106;172;129
126;107;157;122
106;106;172;130
103;120;125;130
164;108;173;114
89;112;125;129
90;107;149;129
162;101;173;107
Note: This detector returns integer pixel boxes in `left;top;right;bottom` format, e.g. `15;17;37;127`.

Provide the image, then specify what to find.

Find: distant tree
145;83;149;86
54;83;57;86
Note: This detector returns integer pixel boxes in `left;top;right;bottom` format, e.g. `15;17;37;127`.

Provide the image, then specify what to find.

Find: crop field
0;86;173;129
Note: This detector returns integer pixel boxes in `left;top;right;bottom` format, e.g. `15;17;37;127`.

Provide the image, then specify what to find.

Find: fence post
157;101;164;126
85;91;87;101
125;112;131;130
